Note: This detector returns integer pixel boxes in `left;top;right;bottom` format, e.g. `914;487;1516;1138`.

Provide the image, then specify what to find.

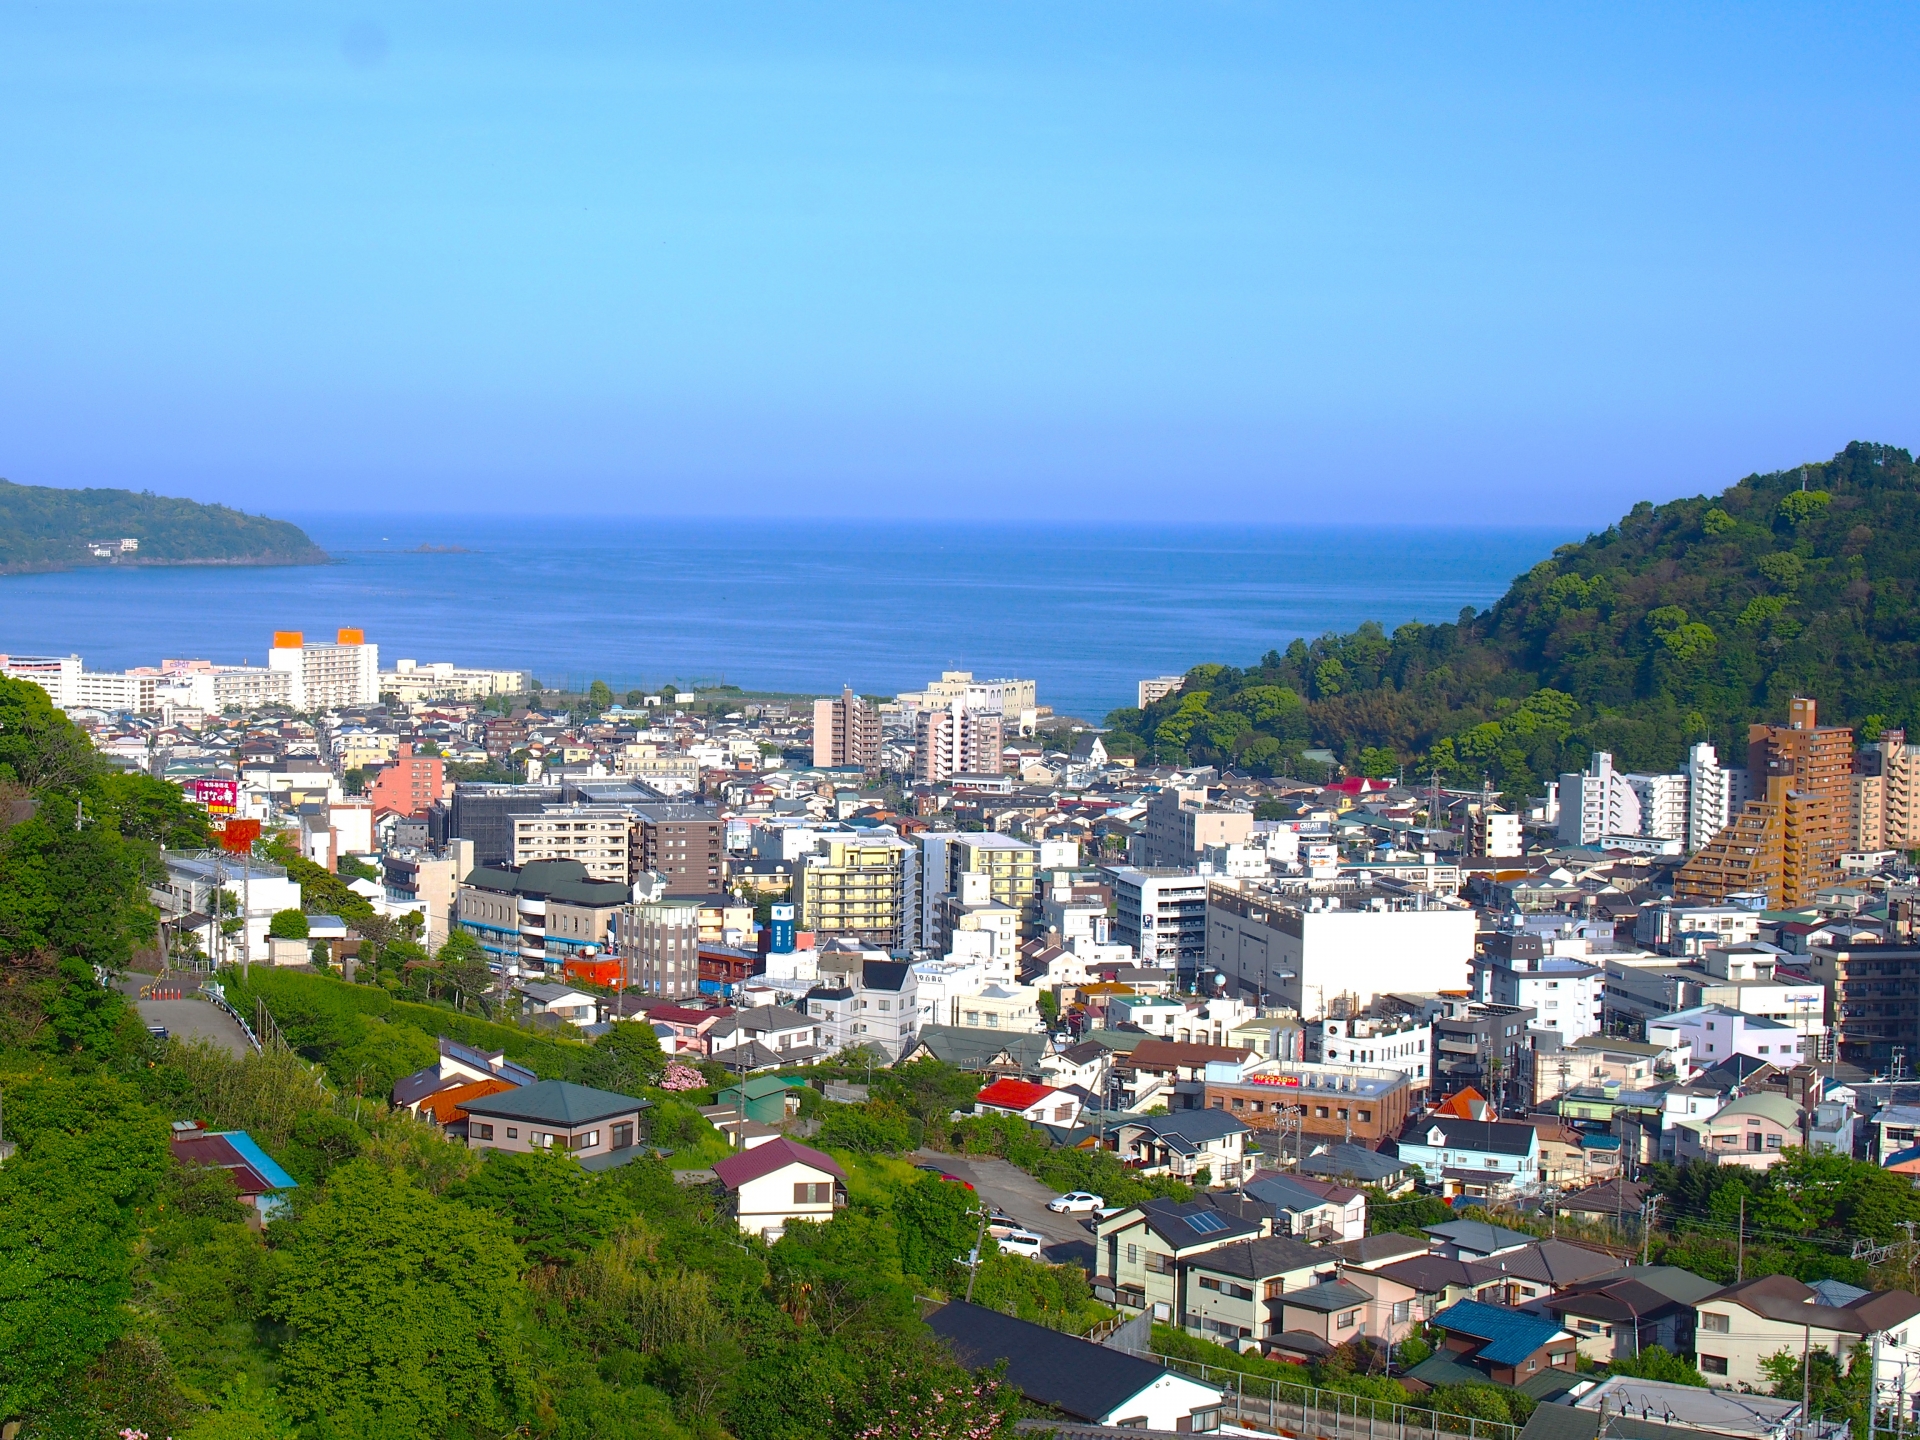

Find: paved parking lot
137;997;253;1058
910;1149;1098;1269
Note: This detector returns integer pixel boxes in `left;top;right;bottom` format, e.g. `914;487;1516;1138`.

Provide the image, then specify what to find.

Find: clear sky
2;3;1917;522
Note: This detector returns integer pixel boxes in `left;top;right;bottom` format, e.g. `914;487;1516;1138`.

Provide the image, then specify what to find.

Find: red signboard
189;778;239;815
1247;1073;1302;1087
218;818;261;854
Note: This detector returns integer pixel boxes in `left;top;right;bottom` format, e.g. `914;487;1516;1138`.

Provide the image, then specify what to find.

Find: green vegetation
1106;442;1920;797
1604;1346;1706;1387
0;479;325;574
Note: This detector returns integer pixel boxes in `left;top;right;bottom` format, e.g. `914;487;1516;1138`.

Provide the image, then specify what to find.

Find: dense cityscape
8;614;1920;1438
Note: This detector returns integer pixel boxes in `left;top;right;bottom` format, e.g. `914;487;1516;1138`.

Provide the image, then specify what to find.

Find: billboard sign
190;778;239;815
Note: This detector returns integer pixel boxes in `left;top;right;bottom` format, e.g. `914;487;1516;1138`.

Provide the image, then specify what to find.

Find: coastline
0;549;332;578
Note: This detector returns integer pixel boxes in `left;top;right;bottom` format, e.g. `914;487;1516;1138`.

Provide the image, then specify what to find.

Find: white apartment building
151;851;303;968
895;670;1037;721
1133;787;1254;869
1309;1014;1433;1086
1108;866;1209;972
512;806;632;884
70;669;162;714
269;629;380;710
1472;808;1524;859
1;654;82;707
1683;742;1747;854
380;659;531;702
1558;752;1643;846
1646;1005;1807;1073
914;701;1004;784
912;956;988;1028
1138;675;1186;709
1627;772;1690;843
1470;949;1605;1042
158;664;294;713
1205;883;1477;1019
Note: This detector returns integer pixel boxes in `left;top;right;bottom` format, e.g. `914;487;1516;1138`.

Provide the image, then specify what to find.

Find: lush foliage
1106;443;1920;796
0;479;324;572
1604;1346;1706;1387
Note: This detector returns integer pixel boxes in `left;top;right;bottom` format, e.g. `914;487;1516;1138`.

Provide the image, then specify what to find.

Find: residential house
705;1006;825;1068
644;1004;735;1056
169;1122;298;1224
1393;1116;1542;1201
1240;1172;1366;1242
1694;1274;1920;1390
1471;1239;1621;1304
927;1301;1226;1434
895;1024;1049;1075
414;1077;519;1135
1112;1110;1255;1187
1300;1143;1412;1193
1540;1265;1722;1362
1178;1234;1332;1349
1370;1254;1509;1321
1039;1039;1111;1093
1333;1233;1430;1270
392;1036;538;1112
1673;1092;1804;1170
1423;1219;1535;1262
974;1077;1083;1127
1404;1300;1578;1391
461;1080;650;1170
516;981;600;1026
712;1135;848;1242
1094;1197;1263;1318
1268;1269;1420;1362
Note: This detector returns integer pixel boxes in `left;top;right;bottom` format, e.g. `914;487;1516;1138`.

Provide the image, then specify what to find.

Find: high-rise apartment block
1558;745;1747;853
367;742;445;819
811;686;882;775
914;702;1004;784
1675;697;1854;907
511;806;633;883
794;834;910;950
630;802;725;896
1854;729;1920;852
1557;752;1643;845
1683;741;1742;853
896;670;1036;721
269;628;380;710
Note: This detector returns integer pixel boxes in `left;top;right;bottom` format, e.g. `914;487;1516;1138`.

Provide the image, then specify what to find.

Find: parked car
146;1025;169;1041
995;1228;1045;1259
1047;1190;1104;1213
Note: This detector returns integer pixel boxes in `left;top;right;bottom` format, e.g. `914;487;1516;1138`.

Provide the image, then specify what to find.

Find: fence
1149;1353;1519;1440
200;980;265;1055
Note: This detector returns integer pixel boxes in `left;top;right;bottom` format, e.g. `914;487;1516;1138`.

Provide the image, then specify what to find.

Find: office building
1107;866;1209;974
268;628;380;710
434;783;564;868
1133;787;1254;869
612;896;703;997
1205;883;1477;1018
1676;698;1854;907
914;702;1004;784
795;834;910;950
812;686;882;775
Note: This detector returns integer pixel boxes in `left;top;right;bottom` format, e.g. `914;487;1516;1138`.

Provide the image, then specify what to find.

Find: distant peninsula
0;479;328;575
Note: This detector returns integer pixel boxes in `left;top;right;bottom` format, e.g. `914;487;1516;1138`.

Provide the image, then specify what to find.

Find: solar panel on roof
1185;1210;1229;1234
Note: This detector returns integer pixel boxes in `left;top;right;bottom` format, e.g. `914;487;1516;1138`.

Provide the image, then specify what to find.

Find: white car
1047;1190;1104;1213
995;1227;1045;1259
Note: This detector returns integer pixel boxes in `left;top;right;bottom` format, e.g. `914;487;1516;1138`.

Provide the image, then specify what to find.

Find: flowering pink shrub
658;1061;705;1092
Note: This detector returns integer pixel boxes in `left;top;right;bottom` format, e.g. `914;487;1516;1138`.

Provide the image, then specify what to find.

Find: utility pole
1643;1194;1660;1267
1871;1332;1883;1440
1737;1195;1746;1282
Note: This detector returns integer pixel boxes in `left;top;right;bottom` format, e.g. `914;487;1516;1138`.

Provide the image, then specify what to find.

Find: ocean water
0;518;1566;722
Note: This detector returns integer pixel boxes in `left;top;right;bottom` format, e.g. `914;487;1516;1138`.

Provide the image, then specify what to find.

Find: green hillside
0;479;326;573
1107;440;1920;799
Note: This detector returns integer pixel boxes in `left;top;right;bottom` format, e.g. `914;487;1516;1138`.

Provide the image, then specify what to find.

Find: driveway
912;1149;1097;1270
137;997;253;1059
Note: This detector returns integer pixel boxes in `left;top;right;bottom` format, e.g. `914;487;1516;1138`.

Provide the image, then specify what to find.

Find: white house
516;981;600;1026
1646;1004;1806;1075
712;1136;848;1242
974;1078;1083;1127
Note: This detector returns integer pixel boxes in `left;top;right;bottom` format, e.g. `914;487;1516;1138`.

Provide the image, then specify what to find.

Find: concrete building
1559;752;1643;846
268;628;380;710
379;659;531;702
1205;883;1477;1019
457;859;628;977
914;701;1004;784
1645;1005;1807;1073
1133;787;1254;869
944;832;1041;938
611;895;703;997
1470;932;1604;1042
630;802;725;896
1108;866;1209;974
1308;1014;1433;1087
1802;940;1920;1070
367;742;445;820
896;670;1037;722
1471;807;1523;860
1685;742;1744;854
1138;675;1186;709
379;841;472;946
512;806;633;883
0;653;82;707
434;783;565;867
811;686;882;776
795;833;910;950
805;958;918;1058
1628;771;1691;844
152;851;303;968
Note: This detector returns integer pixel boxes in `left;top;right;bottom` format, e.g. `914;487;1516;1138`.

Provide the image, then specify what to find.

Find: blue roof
1430;1300;1564;1366
217;1130;297;1191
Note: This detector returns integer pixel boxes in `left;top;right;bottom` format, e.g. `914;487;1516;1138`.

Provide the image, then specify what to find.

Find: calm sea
0;518;1566;722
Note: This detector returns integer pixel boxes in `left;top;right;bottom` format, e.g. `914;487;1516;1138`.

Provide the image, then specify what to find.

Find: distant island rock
0;479;329;576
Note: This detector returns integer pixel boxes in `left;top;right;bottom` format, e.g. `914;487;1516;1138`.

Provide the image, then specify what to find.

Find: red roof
712;1136;847;1190
975;1078;1058;1112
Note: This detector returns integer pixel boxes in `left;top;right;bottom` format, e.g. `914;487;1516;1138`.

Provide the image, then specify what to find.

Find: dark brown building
631;802;725;895
1186;1062;1415;1149
1804;941;1920;1068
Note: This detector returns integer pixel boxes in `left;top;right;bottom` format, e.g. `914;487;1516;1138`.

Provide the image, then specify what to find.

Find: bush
817;1100;915;1155
268;910;309;940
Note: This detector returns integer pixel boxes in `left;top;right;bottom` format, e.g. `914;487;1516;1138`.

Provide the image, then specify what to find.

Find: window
1699;1311;1730;1333
1146;1253;1174;1275
472;1123;495;1140
1200;1275;1221;1291
1528;1359;1539;1372
506;1127;519;1139
1392;1300;1412;1324
1316;1106;1329;1119
574;1130;600;1150
1358;1110;1372;1123
1126;1244;1140;1266
1337;1309;1358;1330
1700;1355;1729;1375
1264;1279;1286;1300
612;1122;634;1150
794;1181;831;1204
1337;1108;1349;1121
1232;1097;1244;1109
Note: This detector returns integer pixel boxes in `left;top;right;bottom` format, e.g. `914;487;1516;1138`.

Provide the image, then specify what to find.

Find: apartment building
896;670;1037;721
367;742;445;820
1108;866;1209;974
611;896;703;998
811;686;882;775
512;806;633;883
795;833;910;949
268;628;380;710
1558;753;1645;846
0;653;83;706
378;659;531;702
914;702;1004;784
1138;675;1186;709
804;958;918;1058
1205;883;1477;1019
631;802;725;895
1470;932;1604;1042
1133;787;1254;869
1676;698;1854;907
1308;1014;1433;1087
1802;941;1920;1070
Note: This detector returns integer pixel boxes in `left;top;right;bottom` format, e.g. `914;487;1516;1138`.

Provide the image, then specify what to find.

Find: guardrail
200;980;264;1055
1148;1352;1519;1440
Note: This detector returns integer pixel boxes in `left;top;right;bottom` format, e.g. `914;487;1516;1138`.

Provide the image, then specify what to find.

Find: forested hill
0;479;326;573
1106;441;1920;800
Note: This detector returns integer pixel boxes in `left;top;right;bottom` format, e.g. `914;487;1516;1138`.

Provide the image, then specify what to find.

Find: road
137;996;253;1058
912;1149;1098;1270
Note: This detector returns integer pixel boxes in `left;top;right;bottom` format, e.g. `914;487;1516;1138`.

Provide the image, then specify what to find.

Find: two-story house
1403;1300;1579;1392
1177;1235;1332;1349
1694;1274;1920;1390
1094;1197;1262;1318
1239;1172;1366;1242
461;1080;651;1170
713;1135;848;1242
1672;1092;1804;1170
1392;1116;1541;1200
705;1005;825;1070
1111;1111;1255;1187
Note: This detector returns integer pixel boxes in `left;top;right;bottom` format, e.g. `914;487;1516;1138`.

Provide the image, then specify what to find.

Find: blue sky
2;3;1917;522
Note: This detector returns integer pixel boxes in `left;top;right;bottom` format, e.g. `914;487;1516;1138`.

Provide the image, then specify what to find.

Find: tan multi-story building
1134;787;1253;868
811;686;882;776
897;670;1037;721
630;802;725;895
1857;728;1920;850
1856;771;1888;851
1675;698;1854;907
512;806;632;883
795;834;909;949
914;702;1004;783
